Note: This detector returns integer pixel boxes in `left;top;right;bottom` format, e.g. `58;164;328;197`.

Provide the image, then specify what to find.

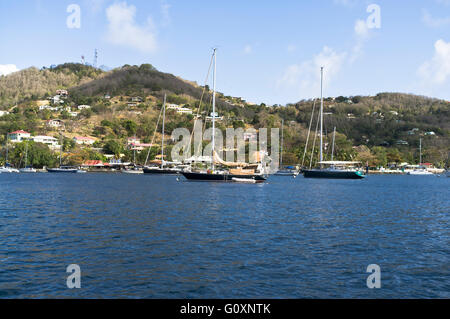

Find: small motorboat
407;169;434;176
19;167;37;173
121;167;144;174
231;177;264;184
0;166;20;173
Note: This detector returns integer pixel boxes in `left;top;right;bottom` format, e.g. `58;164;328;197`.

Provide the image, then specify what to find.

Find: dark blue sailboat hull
181;172;267;182
303;169;365;179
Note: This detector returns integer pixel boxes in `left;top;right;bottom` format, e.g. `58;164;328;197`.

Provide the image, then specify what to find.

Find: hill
0;63;448;168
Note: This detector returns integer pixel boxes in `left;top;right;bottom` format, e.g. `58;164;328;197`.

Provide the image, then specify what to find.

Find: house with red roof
73;136;96;145
9;130;31;143
81;160;109;167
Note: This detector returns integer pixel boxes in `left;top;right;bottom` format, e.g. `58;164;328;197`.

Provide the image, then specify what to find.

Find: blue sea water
0;173;448;298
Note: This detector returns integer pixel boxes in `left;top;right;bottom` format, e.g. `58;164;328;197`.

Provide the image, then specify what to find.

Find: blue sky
0;0;450;105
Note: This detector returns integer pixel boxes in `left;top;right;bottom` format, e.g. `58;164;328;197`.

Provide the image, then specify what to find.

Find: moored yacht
181;49;267;182
47;132;79;173
143;94;181;175
0;165;20;173
301;67;366;180
19;141;37;173
407;138;434;176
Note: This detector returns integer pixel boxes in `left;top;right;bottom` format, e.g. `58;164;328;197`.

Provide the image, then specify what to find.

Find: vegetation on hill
0;63;103;108
0;63;448;168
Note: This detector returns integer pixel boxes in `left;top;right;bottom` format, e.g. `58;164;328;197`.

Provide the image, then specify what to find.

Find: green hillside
0;63;448;168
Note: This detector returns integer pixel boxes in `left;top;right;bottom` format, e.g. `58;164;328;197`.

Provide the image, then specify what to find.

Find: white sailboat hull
0;167;20;173
407;170;434;175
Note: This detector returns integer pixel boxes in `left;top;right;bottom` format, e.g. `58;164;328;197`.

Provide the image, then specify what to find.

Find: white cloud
243;45;252;55
277;46;346;99
105;2;158;53
0;64;19;76
436;0;450;5
418;39;450;85
350;19;372;62
333;0;358;7
422;10;450;28
160;0;171;27
354;19;369;39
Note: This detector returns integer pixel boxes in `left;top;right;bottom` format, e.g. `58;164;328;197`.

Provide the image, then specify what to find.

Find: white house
56;89;68;97
0;110;10;117
425;131;436;136
127;137;151;151
177;107;193;115
77;105;91;110
73;136;96;145
47;119;63;128
9;130;31;143
52;95;64;104
244;132;257;141
69;111;79;117
40;105;59;111
33;135;60;149
167;104;180;110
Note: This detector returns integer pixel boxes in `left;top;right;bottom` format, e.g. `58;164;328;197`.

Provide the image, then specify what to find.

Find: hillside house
56;90;68;97
51;95;64;104
177;107;193;115
33;136;60;150
73;136;96;145
127;137;151;151
47;119;63;128
9;130;31;143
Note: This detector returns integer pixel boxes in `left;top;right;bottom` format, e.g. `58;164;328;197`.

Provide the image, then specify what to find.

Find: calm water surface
0;173;448;298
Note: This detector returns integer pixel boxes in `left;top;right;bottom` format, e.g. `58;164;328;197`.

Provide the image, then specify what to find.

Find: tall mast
419;138;422;165
319;67;324;165
331;127;336;162
59;132;63;167
211;48;217;171
5;133;9;165
133;135;136;164
24;141;28;168
161;93;166;169
280;119;284;168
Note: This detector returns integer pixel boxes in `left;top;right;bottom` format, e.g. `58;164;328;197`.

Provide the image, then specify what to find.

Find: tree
103;139;123;157
387;148;403;164
7;141;58;168
121;119;137;136
371;146;388;167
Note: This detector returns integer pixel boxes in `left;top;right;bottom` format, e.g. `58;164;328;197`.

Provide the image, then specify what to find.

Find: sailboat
144;94;180;175
0;133;20;173
181;49;267;182
47;132;78;173
407;138;433;175
274;119;299;176
302;67;366;179
122;135;144;174
19;141;37;173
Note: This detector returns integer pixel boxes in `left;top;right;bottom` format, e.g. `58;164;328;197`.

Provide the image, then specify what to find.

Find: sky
0;0;450;105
